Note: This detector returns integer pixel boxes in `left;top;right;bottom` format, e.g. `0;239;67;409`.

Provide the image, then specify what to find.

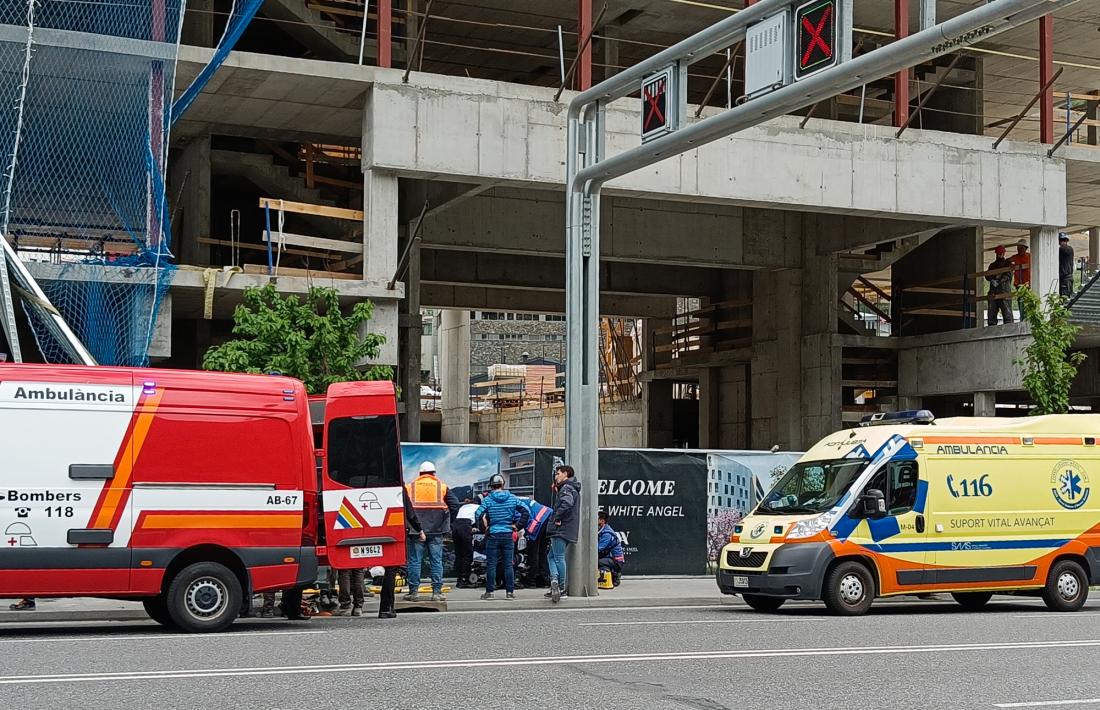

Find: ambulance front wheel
1042;560;1089;612
742;594;785;613
822;560;875;616
166;562;243;633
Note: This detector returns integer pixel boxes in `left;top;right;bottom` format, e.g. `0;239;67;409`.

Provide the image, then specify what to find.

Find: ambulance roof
801;415;1100;462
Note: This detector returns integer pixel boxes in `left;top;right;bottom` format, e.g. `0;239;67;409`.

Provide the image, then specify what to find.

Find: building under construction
1;0;1100;451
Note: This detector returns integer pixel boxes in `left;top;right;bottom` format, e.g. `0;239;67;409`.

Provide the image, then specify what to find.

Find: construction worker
986;245;1014;326
1060;233;1075;298
1010;239;1031;289
404;461;460;602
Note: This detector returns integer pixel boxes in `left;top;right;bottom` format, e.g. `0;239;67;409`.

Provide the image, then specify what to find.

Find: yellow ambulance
717;411;1100;615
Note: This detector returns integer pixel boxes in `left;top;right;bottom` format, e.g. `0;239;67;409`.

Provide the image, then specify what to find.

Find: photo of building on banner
401;443;800;576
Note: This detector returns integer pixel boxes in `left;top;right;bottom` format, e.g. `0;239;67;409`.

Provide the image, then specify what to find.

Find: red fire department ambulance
0;363;406;632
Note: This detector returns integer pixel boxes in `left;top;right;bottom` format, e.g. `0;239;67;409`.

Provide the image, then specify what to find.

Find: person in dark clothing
521;497;554;588
475;474;529;600
546;464;581;603
379;487;422;619
986;245;1014;325
453;497;477;588
1060;233;1075;298
597;511;625;587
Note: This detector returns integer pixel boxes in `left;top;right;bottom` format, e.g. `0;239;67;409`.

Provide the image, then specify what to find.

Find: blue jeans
406;534;444;594
484;533;514;593
549;536;569;589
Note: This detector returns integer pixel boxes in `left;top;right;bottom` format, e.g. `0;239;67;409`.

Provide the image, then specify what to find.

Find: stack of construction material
524;365;558;397
488;364;526;379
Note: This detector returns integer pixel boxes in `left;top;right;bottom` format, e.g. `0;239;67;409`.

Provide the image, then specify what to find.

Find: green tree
1015;285;1085;415
202;284;392;394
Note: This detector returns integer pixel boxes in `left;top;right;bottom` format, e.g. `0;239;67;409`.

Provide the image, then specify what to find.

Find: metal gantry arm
563;0;1080;597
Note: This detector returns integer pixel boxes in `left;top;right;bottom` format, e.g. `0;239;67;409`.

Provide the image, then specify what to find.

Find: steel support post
565;104;603;598
0;242;19;361
578;0;593;90
919;0;935;31
378;0;392;68
1039;14;1053;144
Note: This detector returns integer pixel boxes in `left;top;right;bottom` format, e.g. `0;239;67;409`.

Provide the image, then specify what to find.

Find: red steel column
378;0;392;68
578;0;592;90
894;0;909;128
1039;14;1054;144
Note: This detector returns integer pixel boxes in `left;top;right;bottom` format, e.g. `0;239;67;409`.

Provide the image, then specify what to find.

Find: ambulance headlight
786;514;830;539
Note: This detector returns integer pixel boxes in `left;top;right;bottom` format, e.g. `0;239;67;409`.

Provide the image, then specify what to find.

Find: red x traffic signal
795;0;838;80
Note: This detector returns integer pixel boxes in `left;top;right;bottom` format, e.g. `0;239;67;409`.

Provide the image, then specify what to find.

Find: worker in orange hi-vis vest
404;461;460;602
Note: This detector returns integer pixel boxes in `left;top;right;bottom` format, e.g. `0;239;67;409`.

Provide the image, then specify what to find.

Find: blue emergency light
858;410;935;427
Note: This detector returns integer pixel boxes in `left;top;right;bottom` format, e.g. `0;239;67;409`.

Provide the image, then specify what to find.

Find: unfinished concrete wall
892;227;980;336
472;400;643;449
898;325;1030;397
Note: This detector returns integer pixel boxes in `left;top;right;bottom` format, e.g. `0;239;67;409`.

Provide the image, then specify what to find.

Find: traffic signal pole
563;0;1079;597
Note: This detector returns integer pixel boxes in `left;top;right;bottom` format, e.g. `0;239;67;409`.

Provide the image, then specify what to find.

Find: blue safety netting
0;0;184;366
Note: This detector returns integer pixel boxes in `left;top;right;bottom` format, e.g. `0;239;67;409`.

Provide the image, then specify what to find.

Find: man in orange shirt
1011;240;1031;289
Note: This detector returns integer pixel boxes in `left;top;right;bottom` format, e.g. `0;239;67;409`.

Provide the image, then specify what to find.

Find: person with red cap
986;245;1014;326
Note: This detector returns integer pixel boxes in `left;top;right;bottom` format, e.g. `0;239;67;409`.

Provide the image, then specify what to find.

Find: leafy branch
1015;286;1085;415
202;284;393;394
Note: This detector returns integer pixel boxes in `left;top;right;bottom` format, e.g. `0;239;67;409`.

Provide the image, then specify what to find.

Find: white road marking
0;630;324;645
3;638;1100;685
1011;612;1100;619
994;699;1100;708
433;604;736;616
578;618;825;627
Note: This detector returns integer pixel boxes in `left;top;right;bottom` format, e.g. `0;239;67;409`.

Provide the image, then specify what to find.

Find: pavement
0;576;730;623
2;594;1100;709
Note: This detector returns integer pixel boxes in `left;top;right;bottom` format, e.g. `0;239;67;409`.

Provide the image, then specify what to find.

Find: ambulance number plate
733;576;749;588
350;544;383;559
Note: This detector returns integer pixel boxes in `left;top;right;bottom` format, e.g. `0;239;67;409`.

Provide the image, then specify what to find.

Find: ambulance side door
0;371;137;596
848;459;933;594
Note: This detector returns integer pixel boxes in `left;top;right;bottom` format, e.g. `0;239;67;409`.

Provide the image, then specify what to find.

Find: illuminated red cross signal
640;67;676;142
795;0;838;80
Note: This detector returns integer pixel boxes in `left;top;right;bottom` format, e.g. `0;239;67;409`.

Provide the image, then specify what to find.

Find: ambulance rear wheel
142;595;176;628
951;592;993;611
822;561;875;616
166;562;243;633
1042;560;1089;612
742;594;785;613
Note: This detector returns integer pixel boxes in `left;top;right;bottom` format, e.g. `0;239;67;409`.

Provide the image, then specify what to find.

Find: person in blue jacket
521;497;553;589
597;511;625;587
475;474;530;600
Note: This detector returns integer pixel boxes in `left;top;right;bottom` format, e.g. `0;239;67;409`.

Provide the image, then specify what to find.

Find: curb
0;596;734;625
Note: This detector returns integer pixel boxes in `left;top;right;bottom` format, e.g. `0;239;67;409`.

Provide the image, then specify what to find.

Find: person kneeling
597;511;625;587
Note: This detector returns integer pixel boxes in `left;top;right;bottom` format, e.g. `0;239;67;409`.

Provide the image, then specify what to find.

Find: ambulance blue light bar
859;410;935;427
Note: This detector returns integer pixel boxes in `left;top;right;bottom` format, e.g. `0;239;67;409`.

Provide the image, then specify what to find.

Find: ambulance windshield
757;459;867;515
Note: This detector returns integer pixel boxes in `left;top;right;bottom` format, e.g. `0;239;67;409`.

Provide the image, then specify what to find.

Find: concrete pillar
1089;227;1099;273
399;230;422;442
169;136;210;266
361;168;399;366
974;391;996;417
898;396;923;411
439;309;471;443
181;0;214;47
698;367;719;449
800;248;841;447
1030;226;1060;299
641;319;674;448
751;268;802;450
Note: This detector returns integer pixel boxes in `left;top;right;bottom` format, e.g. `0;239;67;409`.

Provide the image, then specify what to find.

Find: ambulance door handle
915;515;925;534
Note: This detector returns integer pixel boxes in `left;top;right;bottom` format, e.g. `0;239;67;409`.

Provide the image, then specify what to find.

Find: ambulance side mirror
858;489;887;519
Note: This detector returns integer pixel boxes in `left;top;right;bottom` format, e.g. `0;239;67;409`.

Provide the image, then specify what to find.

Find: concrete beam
420;189;801;269
809;214;946;255
898;323;1030;397
420;284;676;318
369;74;1068;228
419;248;723;298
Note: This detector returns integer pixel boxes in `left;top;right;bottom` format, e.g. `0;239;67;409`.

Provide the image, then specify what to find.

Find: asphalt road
2;596;1100;709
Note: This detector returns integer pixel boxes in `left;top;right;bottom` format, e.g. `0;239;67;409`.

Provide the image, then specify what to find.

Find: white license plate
733;575;749;588
350;544;383;559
